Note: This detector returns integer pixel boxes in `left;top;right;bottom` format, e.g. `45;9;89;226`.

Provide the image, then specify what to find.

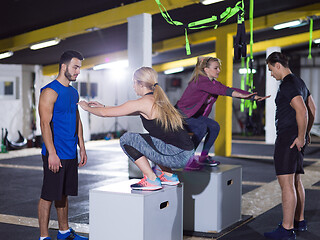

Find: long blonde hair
189;56;221;83
133;67;184;131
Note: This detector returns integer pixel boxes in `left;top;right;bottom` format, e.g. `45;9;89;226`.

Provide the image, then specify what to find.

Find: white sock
39;237;49;240
59;229;70;234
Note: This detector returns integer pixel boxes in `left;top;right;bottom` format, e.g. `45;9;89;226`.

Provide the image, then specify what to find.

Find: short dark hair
266;52;289;68
59;50;84;70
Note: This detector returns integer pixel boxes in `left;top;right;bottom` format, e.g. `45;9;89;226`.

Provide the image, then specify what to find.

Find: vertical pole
127;13;152;132
127;13;152;178
265;47;281;144
215;32;234;156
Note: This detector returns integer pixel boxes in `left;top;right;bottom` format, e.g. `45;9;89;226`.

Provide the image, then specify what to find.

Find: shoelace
159;173;167;181
137;176;148;186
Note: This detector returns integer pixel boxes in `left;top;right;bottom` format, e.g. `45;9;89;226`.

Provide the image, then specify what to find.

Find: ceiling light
239;68;256;75
164;67;184;75
85;27;101;32
201;0;224;5
314;38;320;44
273;20;302;30
93;60;129;70
0;51;13;60
30;38;61;50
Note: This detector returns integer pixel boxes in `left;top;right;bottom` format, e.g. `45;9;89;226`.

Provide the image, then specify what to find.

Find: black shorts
274;133;305;176
40;154;78;201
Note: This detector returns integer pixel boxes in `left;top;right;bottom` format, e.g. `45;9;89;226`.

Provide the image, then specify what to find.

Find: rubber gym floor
0;136;319;240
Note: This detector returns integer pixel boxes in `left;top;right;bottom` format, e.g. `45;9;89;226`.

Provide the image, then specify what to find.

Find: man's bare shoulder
41;87;58;97
40;88;58;103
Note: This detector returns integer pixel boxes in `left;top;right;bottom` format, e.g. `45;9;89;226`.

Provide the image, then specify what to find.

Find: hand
254;95;271;101
78;100;90;110
241;92;257;99
290;137;305;152
48;153;62;173
88;101;104;108
78;148;87;167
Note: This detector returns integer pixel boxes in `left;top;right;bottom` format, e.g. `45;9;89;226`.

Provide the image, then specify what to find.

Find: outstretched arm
231;90;270;101
78;99;144;117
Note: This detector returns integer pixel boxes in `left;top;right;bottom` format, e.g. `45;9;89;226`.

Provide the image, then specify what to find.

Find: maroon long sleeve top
176;75;251;118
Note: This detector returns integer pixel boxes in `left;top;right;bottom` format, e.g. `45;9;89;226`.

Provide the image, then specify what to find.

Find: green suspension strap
241;0;255;116
220;1;243;23
154;0;244;55
155;0;184;27
248;0;256;116
308;17;313;59
249;0;254;62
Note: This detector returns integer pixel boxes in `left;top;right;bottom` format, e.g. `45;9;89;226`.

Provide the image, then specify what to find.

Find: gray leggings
120;132;194;169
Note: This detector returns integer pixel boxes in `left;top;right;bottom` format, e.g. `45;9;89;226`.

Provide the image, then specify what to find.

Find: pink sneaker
184;156;202;171
130;176;162;190
198;155;220;167
153;166;180;185
158;172;180;185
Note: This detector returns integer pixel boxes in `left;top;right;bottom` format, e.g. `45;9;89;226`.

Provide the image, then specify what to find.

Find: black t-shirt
275;74;310;135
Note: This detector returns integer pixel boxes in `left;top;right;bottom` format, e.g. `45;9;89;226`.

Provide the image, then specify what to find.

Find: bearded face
64;58;81;82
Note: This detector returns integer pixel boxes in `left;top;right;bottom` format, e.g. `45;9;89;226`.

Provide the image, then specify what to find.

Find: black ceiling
1;0;319;66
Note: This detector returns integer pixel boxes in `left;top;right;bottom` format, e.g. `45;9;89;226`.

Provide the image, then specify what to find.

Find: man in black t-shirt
264;52;316;240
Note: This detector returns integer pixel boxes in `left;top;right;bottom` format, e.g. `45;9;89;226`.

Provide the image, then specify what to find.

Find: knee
119;132;130;147
294;175;303;187
208;121;220;133
193;124;207;139
213;121;220;130
54;196;67;208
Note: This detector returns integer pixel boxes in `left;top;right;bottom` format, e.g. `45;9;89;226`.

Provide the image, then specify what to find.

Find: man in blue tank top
38;50;88;240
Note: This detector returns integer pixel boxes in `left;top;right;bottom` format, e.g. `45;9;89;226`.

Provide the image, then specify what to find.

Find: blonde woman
78;67;194;190
176;57;269;167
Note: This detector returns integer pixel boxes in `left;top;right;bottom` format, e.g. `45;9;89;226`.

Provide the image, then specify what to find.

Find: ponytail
189;56;221;83
133;67;184;131
153;83;184;131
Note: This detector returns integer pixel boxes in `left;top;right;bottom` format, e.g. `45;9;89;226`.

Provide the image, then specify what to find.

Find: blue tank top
41;80;79;159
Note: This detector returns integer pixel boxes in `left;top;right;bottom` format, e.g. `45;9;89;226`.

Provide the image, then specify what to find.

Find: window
73;82;98;98
0;77;17;100
90;82;98;98
80;82;88;97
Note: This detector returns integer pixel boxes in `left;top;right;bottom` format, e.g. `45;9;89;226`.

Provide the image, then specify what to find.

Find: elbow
297;108;308;119
303;109;308;119
40;121;48;129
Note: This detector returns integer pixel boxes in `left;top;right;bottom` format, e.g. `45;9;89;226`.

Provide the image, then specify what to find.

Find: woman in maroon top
176;56;269;167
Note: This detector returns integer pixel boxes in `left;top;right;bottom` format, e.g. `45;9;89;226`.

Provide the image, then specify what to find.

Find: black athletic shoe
264;224;296;240
293;220;307;232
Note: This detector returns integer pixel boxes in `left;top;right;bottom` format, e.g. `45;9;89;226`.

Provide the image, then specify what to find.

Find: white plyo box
177;164;242;233
89;179;183;240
